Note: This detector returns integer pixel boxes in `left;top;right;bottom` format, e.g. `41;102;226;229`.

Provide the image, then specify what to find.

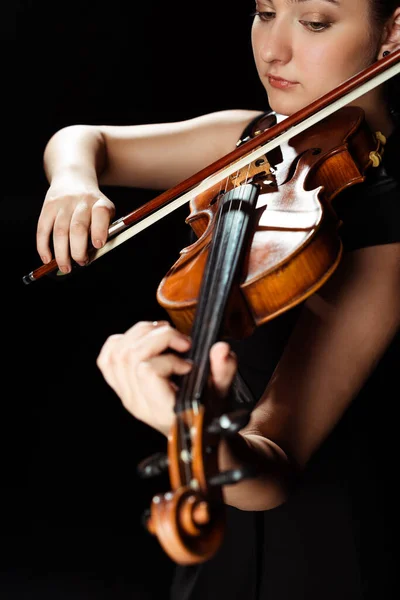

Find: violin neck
175;183;260;414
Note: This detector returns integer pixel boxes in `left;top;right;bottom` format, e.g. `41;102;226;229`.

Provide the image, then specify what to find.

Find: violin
22;51;400;565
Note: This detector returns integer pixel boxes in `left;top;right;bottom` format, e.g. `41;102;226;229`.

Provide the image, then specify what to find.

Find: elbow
227;476;295;512
44;123;95;150
221;433;301;512
43;124;107;181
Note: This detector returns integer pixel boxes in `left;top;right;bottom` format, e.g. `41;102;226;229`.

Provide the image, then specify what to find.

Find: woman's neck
352;88;395;138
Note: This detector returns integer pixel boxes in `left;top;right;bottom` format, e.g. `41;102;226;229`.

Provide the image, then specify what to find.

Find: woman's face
251;0;379;116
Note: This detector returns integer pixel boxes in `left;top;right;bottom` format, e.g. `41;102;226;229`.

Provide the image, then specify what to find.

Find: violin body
156;106;384;338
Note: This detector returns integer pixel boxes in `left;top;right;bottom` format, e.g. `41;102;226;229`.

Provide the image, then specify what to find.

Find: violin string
187;161;252;406
187;164;253;404
175;174;230;488
173;171;236;489
177;168;254;489
189;179;250;397
165;161;255;488
184;163;250;413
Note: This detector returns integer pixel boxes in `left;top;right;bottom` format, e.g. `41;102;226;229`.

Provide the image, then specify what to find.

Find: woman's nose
258;21;292;64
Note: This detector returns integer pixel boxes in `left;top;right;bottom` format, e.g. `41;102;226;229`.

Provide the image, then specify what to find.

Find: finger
98;338;187;432
96;322;169;369
90;197;116;249
96;323;190;387
53;208;74;273
36;206;56;264
69;201;93;265
137;353;193;382
209;341;238;397
138;324;192;359
118;320;178;346
96;333;125;389
124;321;192;361
127;320;171;333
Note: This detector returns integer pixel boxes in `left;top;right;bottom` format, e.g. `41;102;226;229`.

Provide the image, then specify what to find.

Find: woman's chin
268;99;298;117
267;92;308;118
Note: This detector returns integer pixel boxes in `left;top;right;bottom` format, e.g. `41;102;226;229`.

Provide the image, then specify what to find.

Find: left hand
96;320;238;436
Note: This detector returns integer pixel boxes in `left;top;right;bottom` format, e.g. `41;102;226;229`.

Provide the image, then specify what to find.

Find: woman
37;1;400;598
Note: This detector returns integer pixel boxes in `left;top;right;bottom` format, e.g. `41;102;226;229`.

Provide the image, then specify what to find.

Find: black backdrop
0;1;266;598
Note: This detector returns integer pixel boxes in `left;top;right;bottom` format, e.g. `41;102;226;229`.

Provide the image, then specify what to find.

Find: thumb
209;341;238;397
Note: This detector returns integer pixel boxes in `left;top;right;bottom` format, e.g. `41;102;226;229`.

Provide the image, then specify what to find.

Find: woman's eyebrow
262;0;341;7
292;0;340;5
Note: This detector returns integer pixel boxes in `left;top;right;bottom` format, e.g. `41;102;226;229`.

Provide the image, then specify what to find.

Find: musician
37;1;400;598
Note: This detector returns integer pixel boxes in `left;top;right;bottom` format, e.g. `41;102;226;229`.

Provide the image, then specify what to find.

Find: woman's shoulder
184;107;280;149
166;108;269;173
184;108;267;150
235;109;277;146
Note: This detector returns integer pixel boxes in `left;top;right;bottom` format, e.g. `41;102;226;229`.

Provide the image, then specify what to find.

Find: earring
383;50;390;57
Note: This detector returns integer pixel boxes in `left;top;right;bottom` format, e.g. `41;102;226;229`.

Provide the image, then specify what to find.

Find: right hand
36;175;116;272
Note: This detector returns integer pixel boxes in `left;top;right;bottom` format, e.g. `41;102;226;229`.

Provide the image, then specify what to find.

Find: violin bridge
229;153;276;191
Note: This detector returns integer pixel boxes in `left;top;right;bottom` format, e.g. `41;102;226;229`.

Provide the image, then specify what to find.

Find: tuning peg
137;452;169;478
141;507;156;536
141;508;152;530
208;464;258;488
207;409;251;436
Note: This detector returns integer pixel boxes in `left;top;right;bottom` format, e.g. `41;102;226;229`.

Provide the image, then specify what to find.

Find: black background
0;1;267;598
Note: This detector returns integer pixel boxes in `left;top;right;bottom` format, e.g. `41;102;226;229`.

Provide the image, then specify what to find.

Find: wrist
49;163;99;186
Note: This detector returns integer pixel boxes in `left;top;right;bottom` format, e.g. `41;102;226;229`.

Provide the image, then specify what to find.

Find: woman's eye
251;11;276;22
300;20;331;32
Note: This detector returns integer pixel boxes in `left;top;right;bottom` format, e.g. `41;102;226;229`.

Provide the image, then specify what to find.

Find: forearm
43;124;107;185
218;432;299;511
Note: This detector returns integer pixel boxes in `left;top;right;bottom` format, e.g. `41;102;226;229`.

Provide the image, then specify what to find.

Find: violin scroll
140;405;255;565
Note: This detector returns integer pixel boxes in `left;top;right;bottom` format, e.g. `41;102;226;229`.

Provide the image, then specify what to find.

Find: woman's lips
267;75;298;89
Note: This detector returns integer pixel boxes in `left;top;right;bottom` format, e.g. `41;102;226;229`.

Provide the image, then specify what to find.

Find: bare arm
221;243;400;510
38;109;262;270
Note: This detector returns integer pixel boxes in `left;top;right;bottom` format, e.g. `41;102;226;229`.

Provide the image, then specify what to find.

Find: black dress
170;114;400;600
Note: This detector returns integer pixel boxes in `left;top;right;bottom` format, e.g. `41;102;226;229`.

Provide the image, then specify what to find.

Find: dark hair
369;0;400;121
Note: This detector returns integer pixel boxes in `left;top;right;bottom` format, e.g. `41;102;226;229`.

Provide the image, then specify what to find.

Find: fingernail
94;239;104;249
60;265;71;274
41;256;50;264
